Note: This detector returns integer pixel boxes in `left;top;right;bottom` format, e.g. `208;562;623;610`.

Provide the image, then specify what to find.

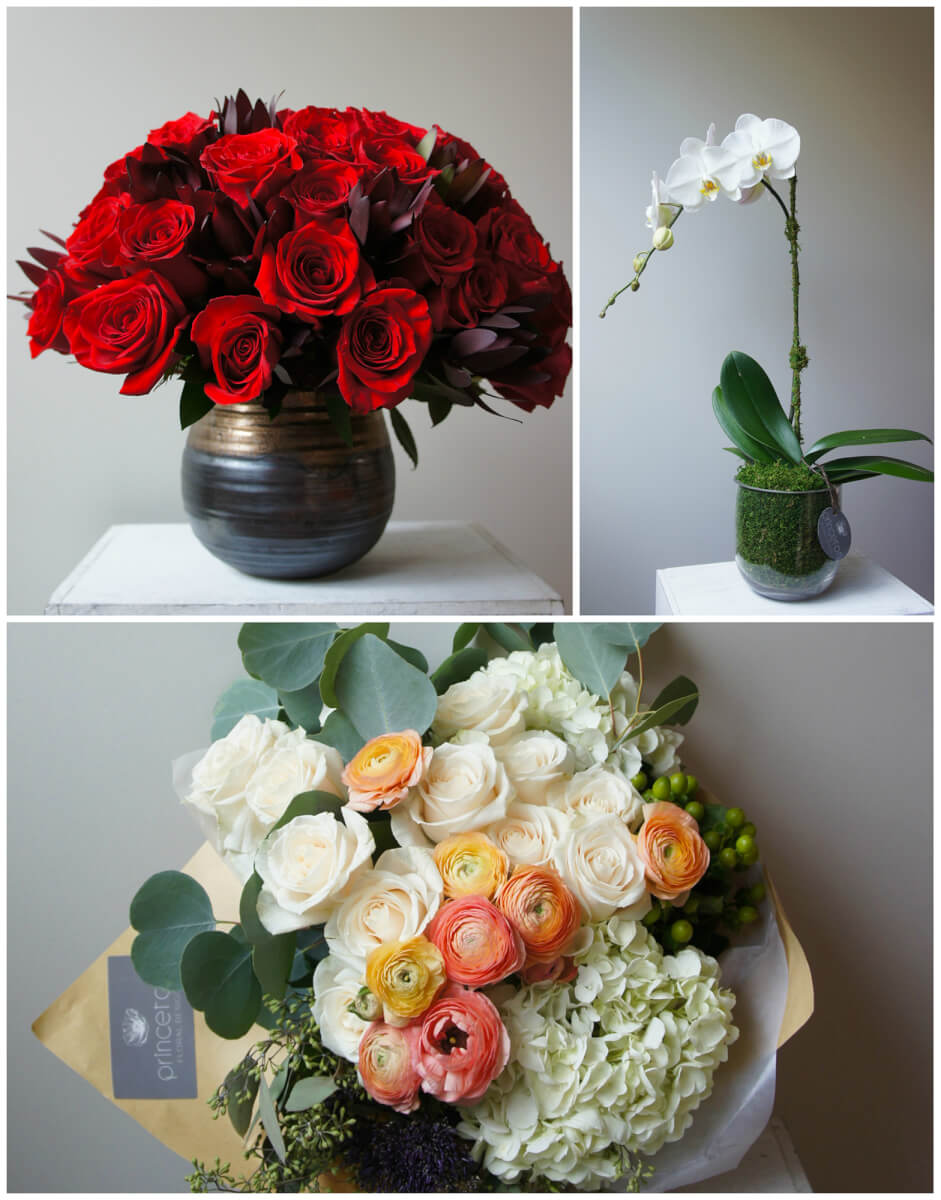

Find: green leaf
130;872;216;991
312;710;366;762
225;1057;260;1137
211;679;281;741
720;351;802;463
627;691;700;740
320;623;390;709
324;390;353;447
387;640;429;674
649;675;699;726
415;125;438;162
553;625;627;701
180;377;214;431
370;817;398;857
278;679;324;733
284;1076;338;1112
252;931;296;1000
805;427;932;464
483;623;534;652
428;397;452;426
257;1071;287;1163
268;791;345;836
431;647;489;694
723;446;750;460
712;386;775;464
812;455;933;482
335;634;438;739
239;873;269;944
180;931;261;1039
453;623;480;652
389;407;419;468
588;622;660;655
239;623;339;691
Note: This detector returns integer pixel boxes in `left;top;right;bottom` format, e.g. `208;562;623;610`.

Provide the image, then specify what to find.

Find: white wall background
7;620;932;1192
6;7;572;614
581;7;933;612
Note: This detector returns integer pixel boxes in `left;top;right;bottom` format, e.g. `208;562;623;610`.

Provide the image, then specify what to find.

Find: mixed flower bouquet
127;622;802;1192
14;90;570;462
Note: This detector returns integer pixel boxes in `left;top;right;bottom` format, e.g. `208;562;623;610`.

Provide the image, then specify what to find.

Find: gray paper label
107;956;197;1099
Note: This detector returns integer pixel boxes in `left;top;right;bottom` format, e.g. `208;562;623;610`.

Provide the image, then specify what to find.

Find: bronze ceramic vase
181;391;395;579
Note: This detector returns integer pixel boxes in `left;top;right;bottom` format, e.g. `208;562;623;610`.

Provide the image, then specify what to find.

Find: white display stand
46;522;565;616
655;554;932;616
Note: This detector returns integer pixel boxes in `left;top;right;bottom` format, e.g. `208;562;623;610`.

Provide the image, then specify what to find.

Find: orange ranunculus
495;864;582;964
636;801;710;905
365;935;447;1025
433;831;509;900
358;1022;422;1113
342;730;432;813
426;895;525;987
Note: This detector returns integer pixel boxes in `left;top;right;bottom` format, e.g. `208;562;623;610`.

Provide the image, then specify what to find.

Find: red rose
118;199;195;262
477;201;556;294
282;107;355;159
337;288;432;413
191;295;282;405
349;107;427;144
356;136;431;185
63;270;189;395
148;111;215;148
431;255;509;329
26;269;71;358
65;194;130;274
491;340;571;412
413;203;477;286
255;218;372;323
200;130;302;207
280;160;362;218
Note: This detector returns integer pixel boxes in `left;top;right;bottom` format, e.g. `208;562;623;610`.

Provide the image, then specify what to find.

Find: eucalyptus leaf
720;351;802;463
130;872;216;991
225;1057;259;1137
268;791;345;836
239;873;269;944
211;679;281;740
390;407;419;468
320;623;390;709
239;624;339;692
334;634;438;739
649;675;699;726
387;640;429;673
431;647;488;694
252;931;296;1000
284;1076;338;1112
554;625;628;701
588;622;660;655
278;678;324;733
453;623;480;652
483;623;534;652
805;427;932;464
180;931;261;1039
370;816;399;857
257;1072;287;1163
312;710;366;762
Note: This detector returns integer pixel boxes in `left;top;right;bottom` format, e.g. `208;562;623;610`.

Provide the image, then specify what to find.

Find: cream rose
256;809;375;934
391;739;512;846
312;955;370;1063
246;727;345;825
433;673;528;746
550;765;644;830
486;800;571;868
552;815;650;922
325;847;443;968
495;730;574;803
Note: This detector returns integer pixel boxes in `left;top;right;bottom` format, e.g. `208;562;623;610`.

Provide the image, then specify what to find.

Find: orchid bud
630;280;640;292
652;226;674;251
349;986;382;1022
632;253;646;274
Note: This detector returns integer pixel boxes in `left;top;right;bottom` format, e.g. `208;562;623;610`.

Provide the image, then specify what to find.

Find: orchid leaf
805;428;932;464
712;387;775;463
813;455;933;482
719;352;801;463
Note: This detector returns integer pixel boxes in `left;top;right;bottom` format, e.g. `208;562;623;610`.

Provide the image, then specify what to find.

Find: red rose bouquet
14;90;571;460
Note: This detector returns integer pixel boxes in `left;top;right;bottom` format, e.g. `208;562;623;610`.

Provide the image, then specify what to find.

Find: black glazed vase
181;391;395;579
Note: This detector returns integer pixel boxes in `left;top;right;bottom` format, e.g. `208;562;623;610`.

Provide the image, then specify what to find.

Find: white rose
433;672;528;746
551;765;644;830
391;740;512;845
496;730;574;802
486;800;571;868
312;955;370;1063
552;815;651;922
256;809;375;934
245;728;345;828
325;847;443;968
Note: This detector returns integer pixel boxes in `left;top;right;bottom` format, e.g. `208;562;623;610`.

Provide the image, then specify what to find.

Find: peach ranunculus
425;895;525;987
358;1022;422;1113
365;935;447;1025
520;955;578;985
415;985;510;1105
342;730;432;813
433;831;509;900
495;864;582;964
636;800;710;905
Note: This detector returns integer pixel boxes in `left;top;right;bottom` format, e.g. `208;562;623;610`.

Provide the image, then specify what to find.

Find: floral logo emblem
121;1007;150;1047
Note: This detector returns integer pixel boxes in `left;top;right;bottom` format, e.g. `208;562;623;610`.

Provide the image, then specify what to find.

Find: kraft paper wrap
33;842;814;1177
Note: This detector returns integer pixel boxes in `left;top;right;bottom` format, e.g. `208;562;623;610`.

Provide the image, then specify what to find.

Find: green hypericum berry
740;845;759;866
704;830;722;852
726;807;745;829
642;905;659;926
684;800;705;822
669;772;687;795
685;774;698;795
652;777;671;801
644;789;656;801
683;895;700;915
734;833;755;857
671;919;694;944
748;882;766;904
742;822;756;837
631;771;648;792
738;905;759;925
719;847;738;870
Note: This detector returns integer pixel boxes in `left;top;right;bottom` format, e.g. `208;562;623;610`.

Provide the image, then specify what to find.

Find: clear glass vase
735;482;840;601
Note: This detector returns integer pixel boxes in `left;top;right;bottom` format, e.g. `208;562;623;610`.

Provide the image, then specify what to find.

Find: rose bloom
336;288;433;413
433;831;509;900
550;765;644;830
342;730;432;813
243;727;346;828
147;111;215;148
433;673;528;747
412;203;478;286
26;269;71;358
391;739;512;846
356;135;432;185
63;270;188;395
416;985;510;1105
636;801;710;905
497;730;574;803
485;800;570;869
117;199;195;263
358;1022;422;1114
496;864;581;964
65;193;129;273
312;954;372;1063
280;160;362;218
552;814;650;922
426;895;524;987
282;106;355;159
200;128;302;207
191;295;283;405
256;218;371;323
366;935;447;1026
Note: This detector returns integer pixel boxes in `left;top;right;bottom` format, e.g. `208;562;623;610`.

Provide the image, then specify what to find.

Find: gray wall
8;620;932;1191
581;8;933;612
6;7;572;614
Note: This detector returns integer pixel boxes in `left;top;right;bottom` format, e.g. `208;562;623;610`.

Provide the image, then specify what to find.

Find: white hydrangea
607;671;685;780
458;918;737;1188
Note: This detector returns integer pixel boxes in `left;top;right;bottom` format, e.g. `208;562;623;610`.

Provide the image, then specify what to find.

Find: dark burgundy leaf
443;362;473;389
39;229;68;248
451;328;498;357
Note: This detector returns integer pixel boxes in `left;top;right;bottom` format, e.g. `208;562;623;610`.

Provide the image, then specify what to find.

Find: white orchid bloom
721;113;800;188
663;123;743;209
644;171;673;231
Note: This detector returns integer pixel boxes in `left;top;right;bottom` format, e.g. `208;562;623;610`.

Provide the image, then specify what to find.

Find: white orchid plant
602;113;932;489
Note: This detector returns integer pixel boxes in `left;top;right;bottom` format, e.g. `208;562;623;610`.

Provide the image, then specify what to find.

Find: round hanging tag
817;506;852;560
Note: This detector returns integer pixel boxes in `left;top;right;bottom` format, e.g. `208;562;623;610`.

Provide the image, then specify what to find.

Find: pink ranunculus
358;1021;422;1114
425;895;524;987
520;955;577;985
415;985;509;1105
